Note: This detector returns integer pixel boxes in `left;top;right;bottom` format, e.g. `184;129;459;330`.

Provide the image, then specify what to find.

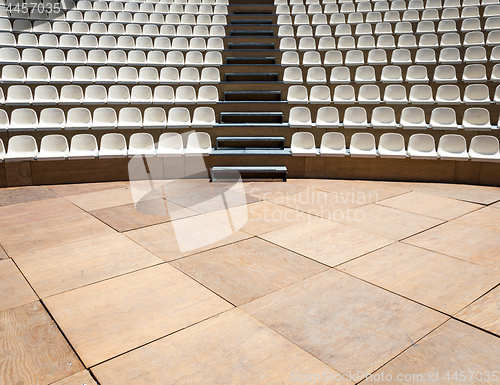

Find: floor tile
171;238;327;306
456;286;500;336
452;206;500;234
92;308;351;385
51;371;98;385
205;200;320;236
0;301;84;385
262;218;393;267
90;199;197;232
0;245;8;260
339;243;500;314
125;213;252;261
336;204;443;240
0;186;59;207
377;191;482;221
404;222;500;270
0;198;83;230
246;181;312;200
47;181;129;197
65;187;161;212
0;259;38;311
409;182;500;205
373;319;500;384
242;269;447;376
44;264;232;367
492;200;500;209
287;178;347;191
0;212;116;258
14;234;163;298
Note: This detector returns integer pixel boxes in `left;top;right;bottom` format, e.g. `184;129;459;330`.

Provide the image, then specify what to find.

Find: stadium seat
320;132;346;156
99;133;128;158
291;132;316;156
289;107;312;128
371;107;397;129
344;107;368;129
378;133;406;159
430;108;458;130
316;107;340;128
462;108;492;130
157;133;184;157
401;107;428;129
128;133;156;157
37;135;69;161
350;132;377;158
68;134;99;159
185;132;212;155
437;134;469;161
407;134;438;159
469;136;500;162
5;135;38;161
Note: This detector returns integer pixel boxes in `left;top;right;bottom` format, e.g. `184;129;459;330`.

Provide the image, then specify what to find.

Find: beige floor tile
373;319;500;384
0;259;38;311
44;264;232;367
452;206;500;233
65;187;161;212
247;180;314;200
125;213;252;261
0;198;83;230
456;286;500;336
404;222;500;270
0;301;84;385
377;191;482;221
92;309;351;385
14;234;163;298
336;204;443;240
287;178;346;191
0;186;59;207
205;200;321;236
0;245;8;260
51;371;98;385
409;182;500;205
262;219;393;267
47;181;129;197
90;199;197;232
339;243;500;314
492;200;500;209
242;269;447;376
0;212;116;258
171;238;327;306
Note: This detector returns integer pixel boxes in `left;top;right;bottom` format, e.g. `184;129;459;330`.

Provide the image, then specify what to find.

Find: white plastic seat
282;51;299;66
289;107;313;128
1;65;25;83
462;108;492;130
6;85;33;106
464;46;487;63
283;67;303;84
192;107;215;128
10;109;37;131
395;22;413;35
406;65;429;83
309;86;331;104
398;34;417;49
320;132;345;156
118;108;142;129
438;48;461;65
344;107;368;129
179;67;200;83
415;48;436;64
291;132;316;156
5;135;38;161
185;132;211;155
167;107;191;128
128;133;156;157
303;51;321;66
491;46;500;63
333;85;355;103
66;108;92;130
463;64;487;83
409;85;434;104
68;134;98;159
38;108;65;131
433;65;457;83
371;107;397;129
464;84;490;105
92;107;117;129
345;50;364;65
383;85;408;104
381;66;403;83
436;85;461;105
198;85;219;104
401;107;428;129
37;135;69;160
324;50;342;66
358;85;381;104
141;107;166;130
157;133;183;157
358;36;376;50
200;67;219;83
33;85;58;105
378;133;406;158
287;85;308;104
469;136;500;162
117;67;138;84
318;37;336;51
441;33;461;48
107;85;130;105
430;107;458;130
58;86;83;106
84;85;107;105
25;66;50;84
316;107;339;129
407;134;438;159
175;85;196;104
391;49;412;64
131;86;153;104
73;66;95;84
349;132;376;157
437;134;469;160
306;67;326;83
367;49;387;65
99;133;127;158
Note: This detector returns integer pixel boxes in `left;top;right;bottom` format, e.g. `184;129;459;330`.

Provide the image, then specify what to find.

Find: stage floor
1;179;500;385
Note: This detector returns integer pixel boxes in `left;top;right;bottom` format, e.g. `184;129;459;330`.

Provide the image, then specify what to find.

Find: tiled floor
1;179;499;385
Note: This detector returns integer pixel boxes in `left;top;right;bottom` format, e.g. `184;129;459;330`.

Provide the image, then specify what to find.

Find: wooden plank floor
0;179;500;384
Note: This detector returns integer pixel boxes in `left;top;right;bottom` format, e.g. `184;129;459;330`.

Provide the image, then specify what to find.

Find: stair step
230;19;273;24
211;166;288;182
233;9;273;14
225;72;278;82
226;57;276;65
228;42;275;50
224;91;281;102
220;112;283;124
229;30;274;37
216;136;285;149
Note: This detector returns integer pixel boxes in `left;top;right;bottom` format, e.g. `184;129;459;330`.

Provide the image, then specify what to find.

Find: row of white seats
291;131;500;161
0;65;220;83
287;83;500;106
283;63;497;83
0;20;227;36
287;83;500;105
275;0;498;7
0;131;211;160
0;107;216;130
2;0;228;7
0;48;223;65
276;3;499;14
277;14;500;30
0;34;224;51
288;106;496;130
0;84;220;104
